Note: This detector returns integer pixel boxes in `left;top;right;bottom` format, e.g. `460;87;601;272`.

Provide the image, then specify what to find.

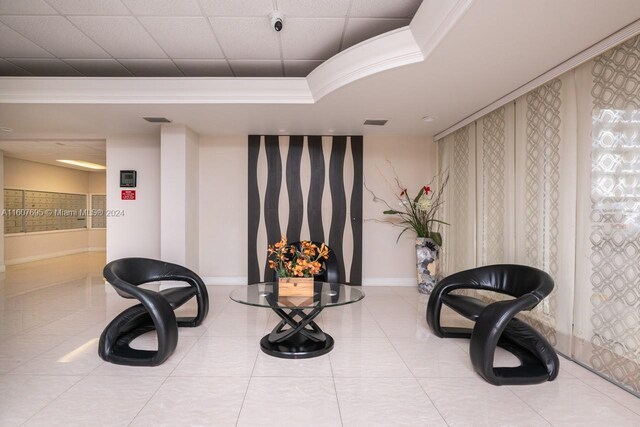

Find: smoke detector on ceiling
143;117;172;123
363;119;388;126
0;126;13;133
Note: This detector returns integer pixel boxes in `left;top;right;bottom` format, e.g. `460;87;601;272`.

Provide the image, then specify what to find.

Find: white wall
185;128;199;271
4;157;106;265
198;135;247;281
197;134;436;285
159;125;199;270
361;135;437;285
106;136;161;261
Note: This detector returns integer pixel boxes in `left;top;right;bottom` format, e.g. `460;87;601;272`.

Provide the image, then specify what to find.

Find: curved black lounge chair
426;264;559;385
266;241;340;284
99;258;209;366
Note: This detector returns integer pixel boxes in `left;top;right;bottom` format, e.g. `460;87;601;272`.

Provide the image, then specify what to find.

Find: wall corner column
160;124;200;271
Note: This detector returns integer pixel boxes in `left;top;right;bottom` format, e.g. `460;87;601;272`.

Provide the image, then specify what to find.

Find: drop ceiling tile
350;0;422;18
280;18;344;60
342;18;410;49
229;60;282;77
6;58;82;76
174;59;233;77
140;17;223;59
0;21;52;58
69;16;167;59
210;17;279;59
64;59;132;76
122;0;202;16
0;16;109;59
0;58;32;76
284;60;323;77
277;0;350;17
45;0;130;15
0;0;57;14
118;59;182;76
200;0;273;17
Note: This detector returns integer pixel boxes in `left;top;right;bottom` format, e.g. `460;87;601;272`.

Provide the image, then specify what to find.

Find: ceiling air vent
143;117;172;123
363;119;388;126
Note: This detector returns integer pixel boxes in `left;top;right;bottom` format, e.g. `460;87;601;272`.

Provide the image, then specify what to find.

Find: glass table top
229;282;365;309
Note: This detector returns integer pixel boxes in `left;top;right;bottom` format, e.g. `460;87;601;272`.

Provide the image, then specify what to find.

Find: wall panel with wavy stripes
247;135;363;285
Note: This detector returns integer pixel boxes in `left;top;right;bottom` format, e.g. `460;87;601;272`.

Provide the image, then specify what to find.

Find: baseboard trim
202;276;249;285
361;278;417;286
88;247;106;252
5;248;104;266
202;277;417;286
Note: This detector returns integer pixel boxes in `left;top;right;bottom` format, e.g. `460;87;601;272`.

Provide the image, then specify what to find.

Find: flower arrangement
366;163;449;245
268;236;330;278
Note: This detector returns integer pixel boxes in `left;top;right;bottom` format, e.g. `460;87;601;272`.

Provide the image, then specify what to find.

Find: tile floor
0;253;638;426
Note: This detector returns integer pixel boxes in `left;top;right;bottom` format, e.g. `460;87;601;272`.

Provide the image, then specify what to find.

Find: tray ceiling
0;0;422;77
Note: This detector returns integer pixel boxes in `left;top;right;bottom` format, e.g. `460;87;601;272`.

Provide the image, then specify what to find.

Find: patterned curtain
574;35;640;393
436;34;640;394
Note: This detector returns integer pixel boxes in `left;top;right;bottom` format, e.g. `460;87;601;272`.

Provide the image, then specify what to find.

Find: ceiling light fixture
57;160;106;170
0;126;13;133
422;116;437;122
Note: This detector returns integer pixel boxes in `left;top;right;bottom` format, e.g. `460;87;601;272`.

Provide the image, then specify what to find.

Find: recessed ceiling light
57;160;106;170
422;116;437;122
327;129;335;133
278;129;286;133
0;126;13;133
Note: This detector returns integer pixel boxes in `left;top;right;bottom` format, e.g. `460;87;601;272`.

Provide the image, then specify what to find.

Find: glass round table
230;282;365;359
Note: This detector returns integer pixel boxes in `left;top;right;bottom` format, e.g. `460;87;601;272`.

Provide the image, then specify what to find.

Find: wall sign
121;190;136;200
120;170;137;187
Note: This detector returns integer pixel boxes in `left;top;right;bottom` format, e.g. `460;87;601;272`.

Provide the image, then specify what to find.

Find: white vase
416;237;439;294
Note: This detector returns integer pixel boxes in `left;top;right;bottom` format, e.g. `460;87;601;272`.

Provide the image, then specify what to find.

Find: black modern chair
99;258;209;367
426;264;559;385
266;241;340;283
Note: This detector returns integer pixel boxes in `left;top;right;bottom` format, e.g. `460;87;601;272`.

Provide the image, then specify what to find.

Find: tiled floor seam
121;331;198;425
567;361;640;415
18;374;85;426
572;375;640;417
329;346;345;427
235;332;262;427
361;290;450;425
506;385;555;426
127;375;171;426
4;334;76;375
415;379;451;427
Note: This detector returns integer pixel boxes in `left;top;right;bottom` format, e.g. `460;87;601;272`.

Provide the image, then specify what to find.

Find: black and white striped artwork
248;135;363;285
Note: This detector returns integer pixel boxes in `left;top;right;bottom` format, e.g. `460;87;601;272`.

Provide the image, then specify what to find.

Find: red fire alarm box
121;190;136;200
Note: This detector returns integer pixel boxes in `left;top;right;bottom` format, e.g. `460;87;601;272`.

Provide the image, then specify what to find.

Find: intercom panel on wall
120;170;137;188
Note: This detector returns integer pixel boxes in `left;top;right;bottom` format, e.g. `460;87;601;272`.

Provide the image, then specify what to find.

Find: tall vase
416;237;439;294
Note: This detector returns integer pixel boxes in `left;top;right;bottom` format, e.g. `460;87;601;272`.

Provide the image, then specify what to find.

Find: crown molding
434;17;640;140
306;27;424;101
0;77;315;104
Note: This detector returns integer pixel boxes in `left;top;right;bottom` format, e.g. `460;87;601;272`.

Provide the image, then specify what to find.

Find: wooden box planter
278;277;314;297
